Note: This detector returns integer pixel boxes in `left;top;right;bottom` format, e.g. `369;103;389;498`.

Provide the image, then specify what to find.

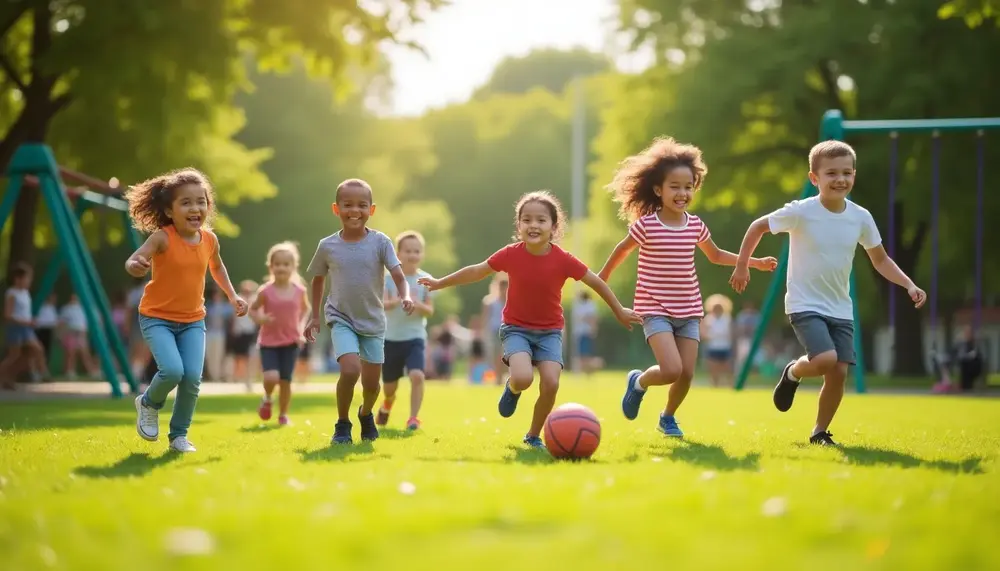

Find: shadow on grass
657;439;761;472
835;445;985;474
239;424;282;434
379;427;417;440
73;452;220;479
298;442;385;463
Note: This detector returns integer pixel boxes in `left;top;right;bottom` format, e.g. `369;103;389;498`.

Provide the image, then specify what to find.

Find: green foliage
473;48;612;99
938;0;1000;27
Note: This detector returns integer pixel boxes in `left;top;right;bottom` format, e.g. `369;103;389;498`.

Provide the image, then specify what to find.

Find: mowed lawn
0;372;997;571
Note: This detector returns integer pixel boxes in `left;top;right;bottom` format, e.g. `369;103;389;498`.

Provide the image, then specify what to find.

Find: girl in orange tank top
123;168;248;454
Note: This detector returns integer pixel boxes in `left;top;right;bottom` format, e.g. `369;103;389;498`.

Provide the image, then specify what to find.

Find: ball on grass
543;402;601;460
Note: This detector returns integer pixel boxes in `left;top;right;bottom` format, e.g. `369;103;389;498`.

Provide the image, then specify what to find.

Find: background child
1;263;48;388
701;294;735;388
480;274;508;378
598;137;776;437
420;190;641;448
252;241;309;426
378;230;434;431
124;167;247;453
204;288;232;382
304;178;413;445
228;279;259;390
731;140;926;445
34;293;58;364
59;293;97;379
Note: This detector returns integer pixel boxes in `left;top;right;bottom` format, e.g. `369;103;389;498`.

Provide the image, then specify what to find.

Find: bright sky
382;0;650;116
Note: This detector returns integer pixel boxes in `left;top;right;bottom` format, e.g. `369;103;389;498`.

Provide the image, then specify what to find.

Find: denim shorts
789;311;855;365
260;344;300;381
499;324;564;367
4;323;36;346
642;315;701;342
383;338;426;382
330;321;384;364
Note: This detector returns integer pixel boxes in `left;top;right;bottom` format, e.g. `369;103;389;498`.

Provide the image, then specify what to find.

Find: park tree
0;0;441;276
472;48;612;99
602;0;1000;374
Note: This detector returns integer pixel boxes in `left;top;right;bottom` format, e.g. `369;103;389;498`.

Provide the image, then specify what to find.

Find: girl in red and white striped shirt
598;137;776;436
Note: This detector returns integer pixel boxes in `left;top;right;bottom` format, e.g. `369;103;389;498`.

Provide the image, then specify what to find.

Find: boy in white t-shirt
730;140;926;445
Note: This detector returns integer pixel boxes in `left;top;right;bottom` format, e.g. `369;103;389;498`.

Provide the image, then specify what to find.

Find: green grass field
1;372;998;571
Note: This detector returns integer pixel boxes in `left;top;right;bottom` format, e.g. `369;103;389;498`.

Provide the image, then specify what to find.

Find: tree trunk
882;201;929;376
2;2;62;278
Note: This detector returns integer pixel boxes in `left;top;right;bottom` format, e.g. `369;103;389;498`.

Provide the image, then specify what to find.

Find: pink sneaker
278;415;291;426
258;399;273;421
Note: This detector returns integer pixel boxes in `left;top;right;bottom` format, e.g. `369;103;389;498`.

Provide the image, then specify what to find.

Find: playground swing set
735;110;1000;393
1;143;141;398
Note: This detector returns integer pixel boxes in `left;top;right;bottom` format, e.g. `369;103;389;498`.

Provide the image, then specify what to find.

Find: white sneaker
169;437;197;453
135;395;159;441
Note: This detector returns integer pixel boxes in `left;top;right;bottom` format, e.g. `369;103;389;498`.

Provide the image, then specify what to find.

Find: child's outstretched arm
208;235;247;316
698;236;777;270
865;245;927;308
730;216;772;293
249;284;271;325
124;230;166;277
580;271;642;329
597;235;638;282
418;261;494;292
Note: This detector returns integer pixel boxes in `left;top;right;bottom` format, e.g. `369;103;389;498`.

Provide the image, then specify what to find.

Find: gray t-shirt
306;230;401;337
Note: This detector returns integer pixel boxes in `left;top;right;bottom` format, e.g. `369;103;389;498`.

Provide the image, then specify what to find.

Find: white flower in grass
164;528;215;556
761;497;788;517
398;481;417;495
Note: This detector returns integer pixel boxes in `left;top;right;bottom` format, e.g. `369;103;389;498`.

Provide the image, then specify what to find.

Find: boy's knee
509;371;533;390
262;370;280;383
677;368;695;385
810;351;839;372
409;370;425;386
338;356;362;379
538;375;559;394
826;363;849;382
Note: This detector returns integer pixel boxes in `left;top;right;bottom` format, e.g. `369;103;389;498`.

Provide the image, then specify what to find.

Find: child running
597;137;777;436
252;242;310;426
0;263;49;388
377;230;433;431
730;140;926;445
304;178;414;445
419;190;641;448
125;168;248;453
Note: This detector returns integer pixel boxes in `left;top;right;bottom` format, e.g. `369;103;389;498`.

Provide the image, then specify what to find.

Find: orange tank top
138;225;216;323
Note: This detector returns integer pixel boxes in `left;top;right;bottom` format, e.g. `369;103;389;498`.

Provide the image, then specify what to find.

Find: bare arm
310;276;325;321
735;217;771;269
580;271;642;328
299;289;311;335
423;261;495;291
414;288;434;318
865;245;926;308
124;230;166;277
4;294;14;322
388;266;411;302
249;285;269;325
207;234;238;302
384;285;401;310
597;235;639;282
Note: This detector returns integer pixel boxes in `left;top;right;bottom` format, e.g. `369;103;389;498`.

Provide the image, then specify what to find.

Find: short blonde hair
394;230;425;251
809;140;856;173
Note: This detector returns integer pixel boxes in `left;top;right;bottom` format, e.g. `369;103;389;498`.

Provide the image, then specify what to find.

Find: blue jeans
139;315;206;441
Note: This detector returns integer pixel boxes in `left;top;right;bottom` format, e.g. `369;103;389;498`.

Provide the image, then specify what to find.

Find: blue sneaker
523;434;544;448
498;379;521;418
622;369;645;420
331;420;353;444
657;414;683;437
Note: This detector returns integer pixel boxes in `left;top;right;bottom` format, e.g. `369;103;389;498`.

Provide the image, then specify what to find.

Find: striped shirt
629;212;711;319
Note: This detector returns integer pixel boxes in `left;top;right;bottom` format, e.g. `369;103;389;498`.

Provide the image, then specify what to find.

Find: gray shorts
789;312;855;365
642;316;701;342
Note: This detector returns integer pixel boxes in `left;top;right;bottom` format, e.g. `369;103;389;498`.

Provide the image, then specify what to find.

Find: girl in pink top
251;242;310;426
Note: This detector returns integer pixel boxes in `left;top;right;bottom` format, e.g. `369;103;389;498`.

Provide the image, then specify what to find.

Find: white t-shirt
572;299;597;337
35;303;58;328
703;314;733;350
6;288;32;323
60;302;88;332
768;196;881;320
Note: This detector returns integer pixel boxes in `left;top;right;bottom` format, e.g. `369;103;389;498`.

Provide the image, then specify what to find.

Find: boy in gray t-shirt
305;178;413;445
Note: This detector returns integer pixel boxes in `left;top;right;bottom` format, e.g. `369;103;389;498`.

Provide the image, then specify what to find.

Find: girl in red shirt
420;191;641;448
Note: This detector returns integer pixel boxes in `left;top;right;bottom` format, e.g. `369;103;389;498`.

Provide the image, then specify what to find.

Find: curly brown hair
512;190;567;243
607;136;707;221
124;168;216;233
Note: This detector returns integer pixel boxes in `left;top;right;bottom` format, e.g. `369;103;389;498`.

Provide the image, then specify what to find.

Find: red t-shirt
487;242;589;330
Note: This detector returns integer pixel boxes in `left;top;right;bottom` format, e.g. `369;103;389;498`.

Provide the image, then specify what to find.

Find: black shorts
229;332;256;356
260;344;300;381
383;339;426;383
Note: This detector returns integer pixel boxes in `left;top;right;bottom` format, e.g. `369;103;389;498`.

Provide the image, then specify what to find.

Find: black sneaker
809;431;837;446
358;407;379;441
772;361;800;412
332;419;353;444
